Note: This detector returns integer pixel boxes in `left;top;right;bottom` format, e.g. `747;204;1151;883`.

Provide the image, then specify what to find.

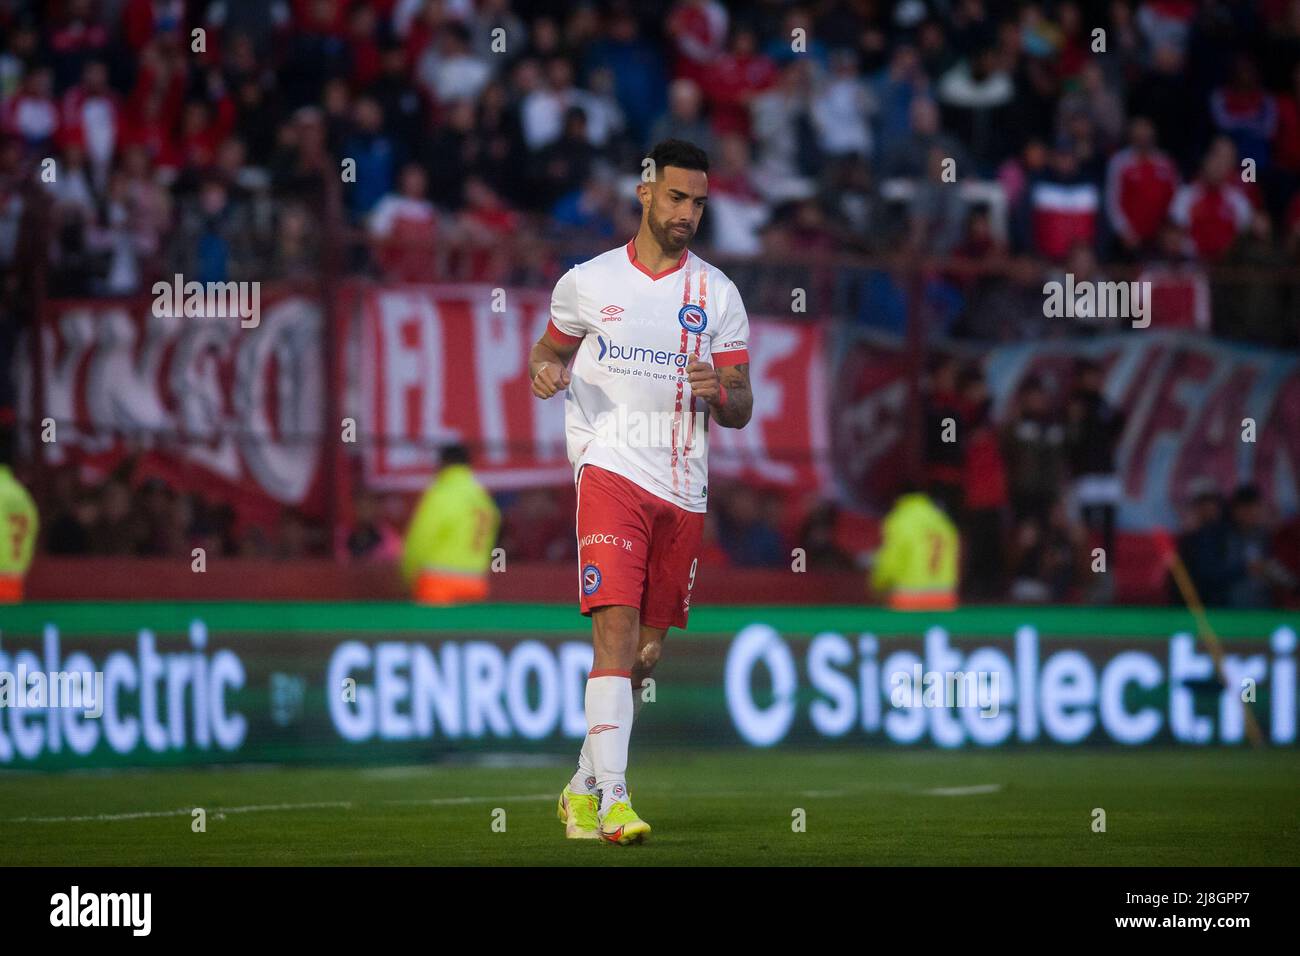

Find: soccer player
529;139;753;844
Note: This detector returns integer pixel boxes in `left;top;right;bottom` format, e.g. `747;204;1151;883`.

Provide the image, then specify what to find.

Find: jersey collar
625;237;688;280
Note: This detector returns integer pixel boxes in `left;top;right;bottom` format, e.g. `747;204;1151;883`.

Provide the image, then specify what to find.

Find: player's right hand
532;361;571;398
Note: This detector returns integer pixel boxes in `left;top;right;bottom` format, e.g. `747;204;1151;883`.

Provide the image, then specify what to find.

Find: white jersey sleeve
547;267;586;345
710;278;750;368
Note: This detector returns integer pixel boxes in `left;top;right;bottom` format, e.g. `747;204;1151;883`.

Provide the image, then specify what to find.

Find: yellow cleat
598;801;651;845
557;786;600;840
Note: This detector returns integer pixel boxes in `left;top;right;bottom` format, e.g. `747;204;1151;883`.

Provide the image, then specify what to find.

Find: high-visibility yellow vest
870;493;959;609
0;465;39;601
401;465;500;589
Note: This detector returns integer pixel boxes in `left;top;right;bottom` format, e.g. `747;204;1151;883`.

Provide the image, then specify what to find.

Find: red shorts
575;464;704;630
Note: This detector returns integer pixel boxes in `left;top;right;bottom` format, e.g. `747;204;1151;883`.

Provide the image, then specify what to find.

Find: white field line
920;784;1003;797
359;755;565;778
6;783;1006;823
9;800;352;823
359;766;441;780
384;793;555;806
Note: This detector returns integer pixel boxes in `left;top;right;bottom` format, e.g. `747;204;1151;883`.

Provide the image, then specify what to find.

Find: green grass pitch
2;749;1297;866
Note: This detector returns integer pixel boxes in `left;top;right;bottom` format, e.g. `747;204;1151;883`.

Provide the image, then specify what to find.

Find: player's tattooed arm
689;361;752;428
530;330;580;399
713;362;753;427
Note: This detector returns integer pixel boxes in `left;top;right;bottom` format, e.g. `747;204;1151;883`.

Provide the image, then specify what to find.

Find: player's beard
648;204;694;254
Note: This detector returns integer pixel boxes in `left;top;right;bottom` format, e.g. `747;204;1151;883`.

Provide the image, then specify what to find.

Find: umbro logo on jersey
600;305;624;322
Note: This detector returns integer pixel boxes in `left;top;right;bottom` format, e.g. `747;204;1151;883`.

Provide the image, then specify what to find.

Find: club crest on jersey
678;303;708;333
582;564;602;595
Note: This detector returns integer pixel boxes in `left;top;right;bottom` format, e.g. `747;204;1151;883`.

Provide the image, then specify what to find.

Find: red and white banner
987;332;1300;529
28;290;327;522
359;285;831;494
359;284;567;491
835;330;1300;529
709;318;830;493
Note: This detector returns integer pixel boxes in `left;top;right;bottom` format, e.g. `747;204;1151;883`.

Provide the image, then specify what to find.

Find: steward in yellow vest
401;445;500;605
870;489;959;610
0;463;38;603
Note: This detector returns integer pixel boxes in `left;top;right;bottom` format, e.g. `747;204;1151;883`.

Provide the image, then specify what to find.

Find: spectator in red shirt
347;3;384;91
1052;0;1090;85
292;0;349;37
667;0;729;88
120;91;181;175
369;162;439;282
456;175;518;281
48;0;110;90
60;60;120;189
1028;144;1100;262
1170;137;1253;261
708;133;768;256
703;27;777;139
176;82;237;173
1104;115;1180;258
122;0;186;53
121;39;186;172
2;66;59;148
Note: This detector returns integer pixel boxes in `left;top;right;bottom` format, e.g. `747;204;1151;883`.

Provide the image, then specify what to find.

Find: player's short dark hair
645;139;709;175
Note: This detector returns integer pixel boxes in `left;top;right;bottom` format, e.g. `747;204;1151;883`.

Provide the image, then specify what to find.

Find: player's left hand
685;361;723;406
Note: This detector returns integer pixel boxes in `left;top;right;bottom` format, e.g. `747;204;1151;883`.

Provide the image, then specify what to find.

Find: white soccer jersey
546;239;750;513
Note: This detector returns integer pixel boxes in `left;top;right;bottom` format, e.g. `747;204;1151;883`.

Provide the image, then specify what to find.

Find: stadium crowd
3;0;1299;605
1;1;1299;332
919;352;1299;606
32;434;1300;607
